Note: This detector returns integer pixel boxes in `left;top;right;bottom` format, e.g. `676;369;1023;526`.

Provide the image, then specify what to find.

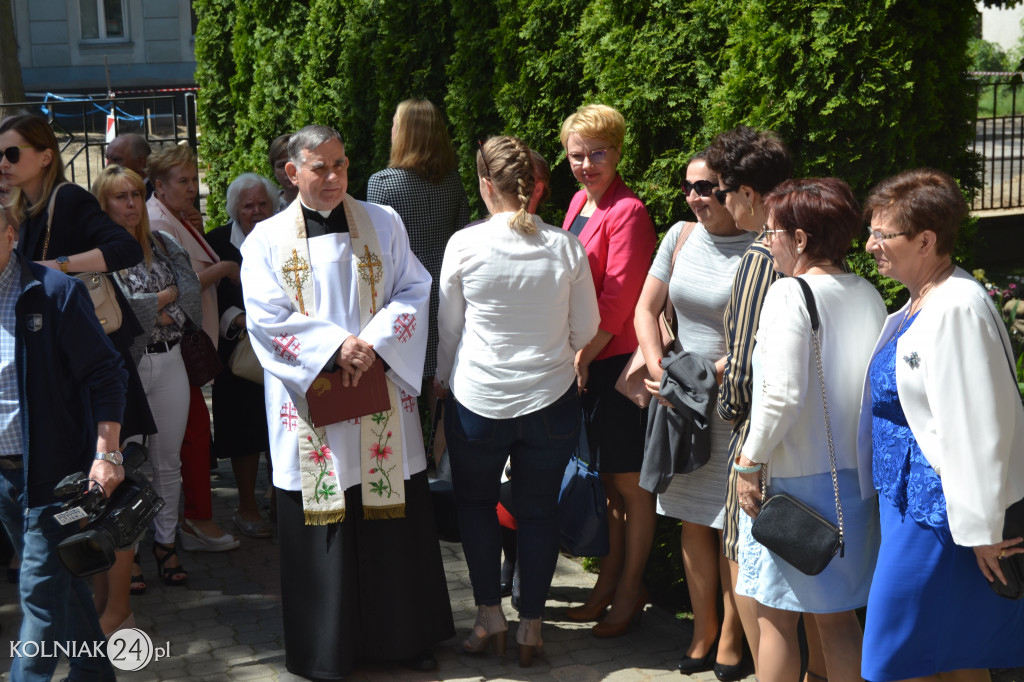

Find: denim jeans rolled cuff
0;467;116;682
447;383;580;618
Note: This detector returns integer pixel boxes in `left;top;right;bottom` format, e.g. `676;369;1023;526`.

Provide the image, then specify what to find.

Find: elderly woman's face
105;178;144;233
156;163;198;214
565;133;620;199
236;185;274;234
865;210;914;282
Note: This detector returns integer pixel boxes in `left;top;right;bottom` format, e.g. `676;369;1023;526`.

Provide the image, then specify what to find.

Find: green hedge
196;0;981;280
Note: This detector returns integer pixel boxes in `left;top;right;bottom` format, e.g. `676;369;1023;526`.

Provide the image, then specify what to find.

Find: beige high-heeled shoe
462;604;507;656
516;617;544;667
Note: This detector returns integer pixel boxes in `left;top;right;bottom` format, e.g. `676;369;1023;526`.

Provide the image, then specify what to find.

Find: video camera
53;442;164;577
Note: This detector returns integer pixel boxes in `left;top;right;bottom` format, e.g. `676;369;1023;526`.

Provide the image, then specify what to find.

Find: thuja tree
575;0;735;229
705;0;981;304
193;0;238;225
195;0;982;257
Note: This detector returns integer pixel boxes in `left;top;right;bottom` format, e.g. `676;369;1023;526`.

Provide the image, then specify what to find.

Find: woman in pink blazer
560;104;657;637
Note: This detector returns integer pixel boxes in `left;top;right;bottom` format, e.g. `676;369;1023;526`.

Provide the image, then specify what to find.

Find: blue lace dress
861;314;1024;681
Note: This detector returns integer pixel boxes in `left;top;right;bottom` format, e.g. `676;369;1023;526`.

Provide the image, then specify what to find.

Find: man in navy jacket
0;207;128;681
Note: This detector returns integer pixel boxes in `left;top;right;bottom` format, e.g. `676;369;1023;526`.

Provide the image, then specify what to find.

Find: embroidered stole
275;196;406;524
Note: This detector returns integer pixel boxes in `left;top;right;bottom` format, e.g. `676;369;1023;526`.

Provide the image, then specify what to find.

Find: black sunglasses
477;139;491;178
682;179;717;198
0;145;32;165
714;186;739;205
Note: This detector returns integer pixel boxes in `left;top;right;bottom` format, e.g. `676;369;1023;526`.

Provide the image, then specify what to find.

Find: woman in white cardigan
733;179;886;682
858;168;1024;682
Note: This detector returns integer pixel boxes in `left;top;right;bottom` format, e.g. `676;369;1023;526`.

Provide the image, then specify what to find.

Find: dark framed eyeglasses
682;179;717;198
0;145;33;165
567;149;610;167
714;186;739;205
477;139;491;178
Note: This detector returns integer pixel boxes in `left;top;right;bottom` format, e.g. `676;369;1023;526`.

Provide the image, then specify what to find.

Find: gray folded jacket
639;350;718;494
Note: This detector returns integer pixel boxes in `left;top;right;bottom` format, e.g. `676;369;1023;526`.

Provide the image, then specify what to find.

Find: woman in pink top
560;104;657;638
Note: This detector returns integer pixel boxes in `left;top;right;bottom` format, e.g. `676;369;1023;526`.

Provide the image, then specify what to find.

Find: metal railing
972;75;1024;210
1;92;198;191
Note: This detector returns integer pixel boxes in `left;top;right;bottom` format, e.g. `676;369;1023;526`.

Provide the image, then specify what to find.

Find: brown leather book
305;361;391;427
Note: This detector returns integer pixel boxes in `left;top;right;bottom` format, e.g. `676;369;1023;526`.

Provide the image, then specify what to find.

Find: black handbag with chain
750;277;846;576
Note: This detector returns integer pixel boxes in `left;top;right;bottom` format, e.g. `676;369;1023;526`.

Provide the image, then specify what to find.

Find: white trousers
134;344;189;544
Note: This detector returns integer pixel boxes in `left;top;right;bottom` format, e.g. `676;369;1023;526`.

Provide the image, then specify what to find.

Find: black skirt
579;353;648;474
211;369;269;458
277;471;455;679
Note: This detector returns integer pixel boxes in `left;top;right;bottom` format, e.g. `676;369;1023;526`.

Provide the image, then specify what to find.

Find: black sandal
152;542;187;586
130;551;147;595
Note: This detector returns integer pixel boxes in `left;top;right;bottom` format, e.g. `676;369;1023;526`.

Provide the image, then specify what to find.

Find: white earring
796;247;803;254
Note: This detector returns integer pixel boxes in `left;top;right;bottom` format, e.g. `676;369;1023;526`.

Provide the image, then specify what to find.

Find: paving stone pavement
0;453;749;682
2;455;1021;681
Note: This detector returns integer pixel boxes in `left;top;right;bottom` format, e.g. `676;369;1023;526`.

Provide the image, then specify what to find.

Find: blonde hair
146;143;197;186
559;104;626;150
92;166;155;267
389;99;457;183
0;114;67;222
477;136;536;235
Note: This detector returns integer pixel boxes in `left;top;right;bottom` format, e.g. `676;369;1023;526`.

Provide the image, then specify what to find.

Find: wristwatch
56;256;69;273
94;450;124;466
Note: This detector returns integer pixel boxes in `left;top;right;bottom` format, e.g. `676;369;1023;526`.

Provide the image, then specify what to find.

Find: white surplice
240;198;431;493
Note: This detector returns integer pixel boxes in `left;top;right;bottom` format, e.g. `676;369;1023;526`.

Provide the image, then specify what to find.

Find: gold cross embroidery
282;248;311;314
357;245;383;314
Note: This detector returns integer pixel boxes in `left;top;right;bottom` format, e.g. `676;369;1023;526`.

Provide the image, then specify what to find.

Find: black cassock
278;471;454;680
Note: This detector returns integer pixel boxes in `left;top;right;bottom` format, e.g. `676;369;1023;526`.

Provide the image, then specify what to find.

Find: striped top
718;238;779;454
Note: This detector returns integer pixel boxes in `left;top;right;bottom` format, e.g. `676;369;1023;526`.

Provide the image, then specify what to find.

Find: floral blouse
118;239;187;346
869;312;947;528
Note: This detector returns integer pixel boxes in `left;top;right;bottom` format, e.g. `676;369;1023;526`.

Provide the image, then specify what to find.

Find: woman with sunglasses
558;104;658;637
435;135;599;666
0;115;155;442
634;151;753;678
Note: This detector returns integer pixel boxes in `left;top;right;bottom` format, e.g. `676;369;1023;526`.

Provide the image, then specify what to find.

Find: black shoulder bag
750;277;845;576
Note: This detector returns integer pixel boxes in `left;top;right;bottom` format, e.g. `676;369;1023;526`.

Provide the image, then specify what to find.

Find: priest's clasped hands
337;335;376;387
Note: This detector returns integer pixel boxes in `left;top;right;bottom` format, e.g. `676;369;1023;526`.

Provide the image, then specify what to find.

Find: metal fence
2;92;198;192
973;76;1024;211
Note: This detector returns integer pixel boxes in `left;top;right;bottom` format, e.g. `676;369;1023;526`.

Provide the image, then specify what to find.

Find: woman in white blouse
732;178;885;682
434;135;599;667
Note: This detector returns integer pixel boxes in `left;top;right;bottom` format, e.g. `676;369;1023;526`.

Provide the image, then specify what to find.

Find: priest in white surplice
240;125;454;680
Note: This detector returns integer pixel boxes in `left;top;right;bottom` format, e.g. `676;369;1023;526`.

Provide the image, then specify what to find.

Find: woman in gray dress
634;152;753;679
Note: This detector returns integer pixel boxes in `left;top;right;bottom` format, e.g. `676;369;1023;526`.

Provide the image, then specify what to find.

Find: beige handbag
42;184;123;334
614;222;695;407
228;328;264;384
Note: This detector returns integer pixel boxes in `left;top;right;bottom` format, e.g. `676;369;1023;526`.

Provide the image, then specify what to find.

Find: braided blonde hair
477;136;536;235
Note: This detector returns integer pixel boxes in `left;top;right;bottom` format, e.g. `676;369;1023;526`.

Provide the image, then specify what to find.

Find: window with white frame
80;0;127;41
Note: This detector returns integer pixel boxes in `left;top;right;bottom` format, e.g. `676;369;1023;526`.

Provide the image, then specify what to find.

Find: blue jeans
445;384;579;619
0;467;115;682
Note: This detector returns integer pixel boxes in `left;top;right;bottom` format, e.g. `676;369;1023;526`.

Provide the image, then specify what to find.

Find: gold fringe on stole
304;509;348;526
362;504;406;520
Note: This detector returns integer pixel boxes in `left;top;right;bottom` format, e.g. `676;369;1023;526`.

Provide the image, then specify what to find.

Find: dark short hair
705;125;792;194
764;178;860;264
862;168;966;256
